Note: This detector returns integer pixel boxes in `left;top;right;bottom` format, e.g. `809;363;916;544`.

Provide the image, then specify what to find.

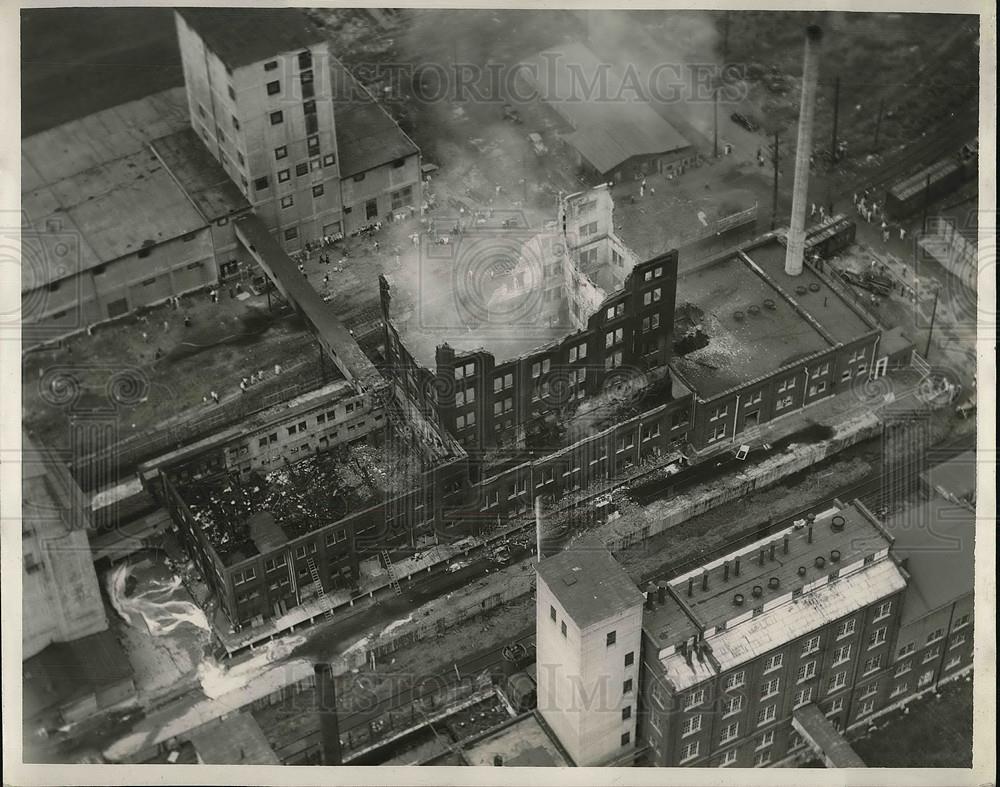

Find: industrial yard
12;5;988;781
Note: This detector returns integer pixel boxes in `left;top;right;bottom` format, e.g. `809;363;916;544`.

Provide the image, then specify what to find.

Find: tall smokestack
784;25;824;277
315;663;343;766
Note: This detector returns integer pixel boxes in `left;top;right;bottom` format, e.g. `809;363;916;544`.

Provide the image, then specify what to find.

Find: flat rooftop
188;712;280;765
644;504;907;690
536;537;645;631
462;714;570;767
671;254;831;398
176;8;325;70
745;240;876;345
20;88;206;288
888;496;975;625
331;59;419;178
920;450;976;503
21;87;189;189
151;128;251;221
667;504;891;634
183;440;423;565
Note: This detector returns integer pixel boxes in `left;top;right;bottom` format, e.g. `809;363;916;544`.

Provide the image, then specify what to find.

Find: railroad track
638;474;887;588
841;108;979;199
336;627;535;735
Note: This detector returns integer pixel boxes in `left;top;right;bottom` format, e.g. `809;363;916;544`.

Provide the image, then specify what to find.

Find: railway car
884;150;977;220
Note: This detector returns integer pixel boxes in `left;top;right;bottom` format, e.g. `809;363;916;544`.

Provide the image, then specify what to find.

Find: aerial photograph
7;3;991;780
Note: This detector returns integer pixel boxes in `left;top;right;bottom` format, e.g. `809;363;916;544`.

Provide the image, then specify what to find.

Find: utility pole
771;132;780;230
723;11;731;63
830;75;840;163
873;98;885;152
924;287;939;360
921;173;932;234
713;87;719;159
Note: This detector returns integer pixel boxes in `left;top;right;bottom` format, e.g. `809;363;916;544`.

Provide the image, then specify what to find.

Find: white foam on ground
107;563;210;635
197;634;308;700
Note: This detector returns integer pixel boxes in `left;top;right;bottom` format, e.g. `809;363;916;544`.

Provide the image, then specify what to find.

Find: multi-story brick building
881;494;975;711
637;503;907;767
670;236;883;452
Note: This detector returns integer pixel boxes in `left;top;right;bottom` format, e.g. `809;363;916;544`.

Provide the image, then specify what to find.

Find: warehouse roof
151;129;251;222
20;89;207;291
889;496;975;625
22;149;209;289
671;254;831;398
525;42;690;174
176;8;325;70
188;713;280;764
331;59;419;178
536;538;644;631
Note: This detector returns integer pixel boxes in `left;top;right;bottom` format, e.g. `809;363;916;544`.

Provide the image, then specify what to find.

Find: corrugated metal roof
524;42;690;174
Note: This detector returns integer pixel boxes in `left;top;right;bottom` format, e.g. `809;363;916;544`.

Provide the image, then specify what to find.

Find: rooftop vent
733;593;745;606
831;514;846;531
751;585;764;598
733;310;745;322
830;549;841;563
809;282;821;292
795;285;808;296
763;298;777;310
657;584;667;605
815;556;826;569
797;565;807;576
748;304;761;316
768;577;780;590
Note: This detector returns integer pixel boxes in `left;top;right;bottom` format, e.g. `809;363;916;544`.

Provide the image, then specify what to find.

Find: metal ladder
306;555;335;621
380;549;402;595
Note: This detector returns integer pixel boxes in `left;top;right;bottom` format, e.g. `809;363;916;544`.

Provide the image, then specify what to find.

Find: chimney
784;25;824;276
759;548;766;567
315;663;343;766
701;569;709;592
783;535;789;554
734;557;741;576
808;523;814;543
644;590;655;611
684;641;693;666
723;561;730;582
657;584;667;605
687;577;694;597
769;542;776;561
